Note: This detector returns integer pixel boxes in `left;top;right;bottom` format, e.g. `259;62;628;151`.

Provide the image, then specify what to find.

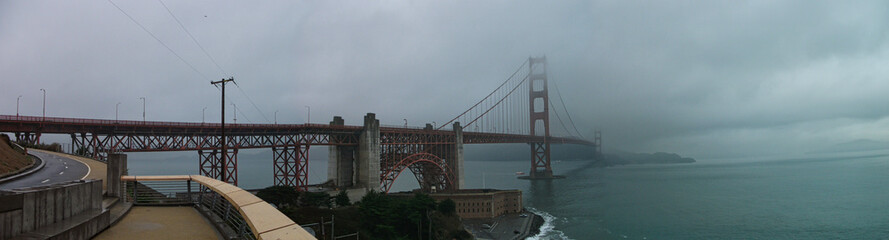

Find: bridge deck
93;206;221;240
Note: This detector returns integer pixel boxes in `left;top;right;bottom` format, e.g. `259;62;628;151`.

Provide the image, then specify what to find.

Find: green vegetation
255;185;300;207
335;190;350;207
437;199;456;215
255;186;471;240
19;141;63;152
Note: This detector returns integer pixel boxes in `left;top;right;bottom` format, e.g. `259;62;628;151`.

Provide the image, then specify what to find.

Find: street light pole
305;106;310;123
139;97;146;122
202;107;207;123
274;110;278;124
232;103;237;124
40;89;45;121
16;95;22;118
403;119;407;127
116;102;121;121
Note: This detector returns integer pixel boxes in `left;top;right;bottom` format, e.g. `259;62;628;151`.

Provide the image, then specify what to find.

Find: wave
526;207;573;240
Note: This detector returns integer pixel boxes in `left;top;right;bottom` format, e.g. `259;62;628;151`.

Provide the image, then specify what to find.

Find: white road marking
59;172;64;175
41;179;50;183
65;166;68;169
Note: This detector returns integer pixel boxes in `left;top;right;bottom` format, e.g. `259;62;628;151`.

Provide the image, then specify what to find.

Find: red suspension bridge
0;57;599;193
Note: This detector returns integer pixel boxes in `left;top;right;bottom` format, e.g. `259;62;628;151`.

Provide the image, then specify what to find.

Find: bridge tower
527;56;555;178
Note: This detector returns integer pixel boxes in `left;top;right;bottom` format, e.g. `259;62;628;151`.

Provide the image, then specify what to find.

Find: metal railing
0;114;361;130
121;175;315;240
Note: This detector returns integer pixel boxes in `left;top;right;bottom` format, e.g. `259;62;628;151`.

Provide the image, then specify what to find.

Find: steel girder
273;145;309;191
199;148;238;185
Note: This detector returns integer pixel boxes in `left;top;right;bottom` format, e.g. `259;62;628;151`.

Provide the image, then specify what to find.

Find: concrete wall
0;180;106;239
421;190;523;219
356;113;380;191
106;153;127;198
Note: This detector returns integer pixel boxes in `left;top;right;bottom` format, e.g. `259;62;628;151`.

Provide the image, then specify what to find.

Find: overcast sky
3;1;889;158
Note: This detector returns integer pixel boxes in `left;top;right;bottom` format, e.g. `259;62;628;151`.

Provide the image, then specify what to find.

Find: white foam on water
526;207;574;240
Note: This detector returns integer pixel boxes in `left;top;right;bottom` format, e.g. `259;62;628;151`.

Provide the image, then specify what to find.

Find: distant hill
810;139;889;153
463;143;695;166
599;151;695;166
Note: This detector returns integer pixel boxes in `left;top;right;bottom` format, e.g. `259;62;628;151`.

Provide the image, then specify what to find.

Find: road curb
0;153;46;184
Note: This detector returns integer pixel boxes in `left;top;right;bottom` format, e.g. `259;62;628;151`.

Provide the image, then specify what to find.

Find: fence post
187;180;192;202
132;181;138;203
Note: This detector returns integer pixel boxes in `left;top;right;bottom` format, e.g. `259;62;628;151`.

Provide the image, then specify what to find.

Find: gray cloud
3;0;889;159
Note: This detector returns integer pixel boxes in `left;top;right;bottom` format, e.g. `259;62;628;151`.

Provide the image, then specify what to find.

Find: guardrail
121;175;315;240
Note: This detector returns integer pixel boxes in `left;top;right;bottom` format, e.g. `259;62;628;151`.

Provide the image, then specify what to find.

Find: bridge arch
381;153;454;193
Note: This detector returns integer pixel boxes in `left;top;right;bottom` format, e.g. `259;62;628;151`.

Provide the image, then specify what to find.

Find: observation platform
94;206;221;240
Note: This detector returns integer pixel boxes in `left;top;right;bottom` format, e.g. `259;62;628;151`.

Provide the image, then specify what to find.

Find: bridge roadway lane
0;151;90;190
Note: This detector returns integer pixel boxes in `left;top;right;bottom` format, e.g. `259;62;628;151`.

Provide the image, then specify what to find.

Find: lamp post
305;106;310;123
116;102;121;121
274;110;278;124
232;103;237;124
139;97;146;122
16;95;22;118
202;107;207;123
40;89;45;121
403;118;407;127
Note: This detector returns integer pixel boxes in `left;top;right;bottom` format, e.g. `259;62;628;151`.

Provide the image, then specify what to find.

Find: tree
300;191;332;208
438;199;456;215
335;190;351;207
255;186;299;207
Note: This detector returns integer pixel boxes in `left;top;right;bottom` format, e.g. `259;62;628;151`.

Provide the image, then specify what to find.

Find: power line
107;0;210;81
157;0;228;76
232;81;272;123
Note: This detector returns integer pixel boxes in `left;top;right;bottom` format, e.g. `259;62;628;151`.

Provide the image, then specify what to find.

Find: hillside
0;134;33;176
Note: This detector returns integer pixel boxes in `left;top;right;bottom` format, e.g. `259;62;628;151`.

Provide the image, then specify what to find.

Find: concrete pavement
0;150;89;190
93;206;222;240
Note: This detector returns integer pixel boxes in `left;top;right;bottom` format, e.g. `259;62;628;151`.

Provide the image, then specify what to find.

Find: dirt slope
0;134;32;176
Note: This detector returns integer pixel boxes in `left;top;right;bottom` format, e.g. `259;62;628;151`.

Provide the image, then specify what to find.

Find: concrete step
102;197;119;210
106;199;132;227
12;208;110;240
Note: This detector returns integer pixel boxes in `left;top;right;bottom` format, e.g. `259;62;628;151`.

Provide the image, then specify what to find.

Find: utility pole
211;78;234;182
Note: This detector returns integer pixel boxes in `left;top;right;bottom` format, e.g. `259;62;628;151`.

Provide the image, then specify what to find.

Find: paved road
0;151;89;190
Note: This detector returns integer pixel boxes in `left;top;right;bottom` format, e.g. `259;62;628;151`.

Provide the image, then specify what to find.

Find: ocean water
126;148;889;239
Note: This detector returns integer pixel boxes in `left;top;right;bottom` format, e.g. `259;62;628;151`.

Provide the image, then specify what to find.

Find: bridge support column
356;113;380;191
274;145;309;191
525;56;557;179
14;132;40;146
328;116;355;188
451;122;465;189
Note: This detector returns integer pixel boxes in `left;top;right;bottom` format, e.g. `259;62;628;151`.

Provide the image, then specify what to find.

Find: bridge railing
121;175;315;240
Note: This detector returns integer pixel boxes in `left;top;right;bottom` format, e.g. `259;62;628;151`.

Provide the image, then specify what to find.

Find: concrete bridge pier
327;113;380;192
328;116;356;188
357;113;381;192
451;122;465;190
